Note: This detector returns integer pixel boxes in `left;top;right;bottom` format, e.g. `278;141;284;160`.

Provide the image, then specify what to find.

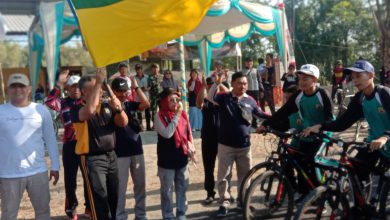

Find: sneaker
203;195;214;205
65;209;77;220
84;208;92;219
71;214;78;220
216;206;228;218
176;215;187;220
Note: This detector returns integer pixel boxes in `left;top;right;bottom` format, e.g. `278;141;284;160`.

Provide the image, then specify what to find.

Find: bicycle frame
264;135;331;204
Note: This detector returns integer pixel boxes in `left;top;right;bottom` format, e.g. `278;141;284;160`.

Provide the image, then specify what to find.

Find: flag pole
0;63;5;103
179;36;187;112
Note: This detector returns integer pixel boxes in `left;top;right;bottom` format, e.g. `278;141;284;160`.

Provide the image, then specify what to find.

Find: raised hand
130;76;139;89
96;67;107;84
56;69;70;88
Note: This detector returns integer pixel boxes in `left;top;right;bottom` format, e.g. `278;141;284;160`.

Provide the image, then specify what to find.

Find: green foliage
285;0;380;84
0;42;28;68
59;42;94;67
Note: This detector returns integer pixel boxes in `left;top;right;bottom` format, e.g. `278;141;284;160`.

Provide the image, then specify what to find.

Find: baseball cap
296;64;320;79
66;75;81;86
111;77;129;91
344;60;374;75
135;64;142;70
7;73;30;86
117;62;128;69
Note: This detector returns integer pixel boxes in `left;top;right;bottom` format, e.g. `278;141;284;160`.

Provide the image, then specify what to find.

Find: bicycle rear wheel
243;170;293;220
294;186;350;220
239;161;274;206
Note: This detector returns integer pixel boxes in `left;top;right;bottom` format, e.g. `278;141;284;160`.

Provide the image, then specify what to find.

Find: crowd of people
2;54;390;220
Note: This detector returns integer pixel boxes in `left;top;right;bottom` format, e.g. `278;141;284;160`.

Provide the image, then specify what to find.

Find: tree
284;0;380;83
371;0;390;70
59;42;94;68
0;42;28;68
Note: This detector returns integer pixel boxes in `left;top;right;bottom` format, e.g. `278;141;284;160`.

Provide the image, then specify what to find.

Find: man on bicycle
258;64;333;201
304;60;390;182
331;60;346;103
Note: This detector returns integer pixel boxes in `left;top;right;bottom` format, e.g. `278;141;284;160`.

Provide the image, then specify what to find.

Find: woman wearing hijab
154;89;195;220
160;70;179;91
187;69;203;131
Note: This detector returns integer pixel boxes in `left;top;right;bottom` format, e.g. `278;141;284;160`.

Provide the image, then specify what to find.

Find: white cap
296;64;320;79
7;73;30;86
66;75;81;86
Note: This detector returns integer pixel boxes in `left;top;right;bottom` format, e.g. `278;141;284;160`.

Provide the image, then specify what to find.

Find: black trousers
294;140;322;195
201;136;219;197
80;151;119;220
259;85;275;115
63;141;90;213
144;108;152;129
247;90;260;127
331;84;344;102
350;147;381;181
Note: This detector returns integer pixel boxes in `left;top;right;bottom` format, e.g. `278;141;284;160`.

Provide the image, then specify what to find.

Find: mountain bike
294;133;390;219
243;128;331;220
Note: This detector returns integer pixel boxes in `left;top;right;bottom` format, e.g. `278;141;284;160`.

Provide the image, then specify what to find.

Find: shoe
216;206;228;218
84;208;92;219
176;215;187;220
203;195;214;205
65;209;77;220
229;197;235;204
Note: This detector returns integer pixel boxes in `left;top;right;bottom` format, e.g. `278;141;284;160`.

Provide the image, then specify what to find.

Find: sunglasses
169;98;181;103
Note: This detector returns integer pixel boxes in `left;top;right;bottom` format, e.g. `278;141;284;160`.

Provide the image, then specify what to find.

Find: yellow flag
69;0;216;67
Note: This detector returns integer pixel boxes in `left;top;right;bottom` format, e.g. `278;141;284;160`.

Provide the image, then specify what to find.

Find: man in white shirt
0;73;60;220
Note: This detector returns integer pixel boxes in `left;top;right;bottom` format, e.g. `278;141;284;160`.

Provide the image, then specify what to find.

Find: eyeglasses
169;98;181;103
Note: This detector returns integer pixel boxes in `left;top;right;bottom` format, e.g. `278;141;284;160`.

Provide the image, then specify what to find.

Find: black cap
135;64;142;70
158;88;180;103
245;57;253;62
117;62;128;69
111;77;129;91
206;77;213;85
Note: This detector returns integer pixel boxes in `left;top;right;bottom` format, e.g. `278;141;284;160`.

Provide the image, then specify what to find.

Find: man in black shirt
259;53;276;114
196;76;230;205
111;77;150;220
71;69;128;220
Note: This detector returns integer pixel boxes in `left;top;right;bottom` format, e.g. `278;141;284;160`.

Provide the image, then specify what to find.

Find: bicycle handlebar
261;127;298;139
310;132;369;151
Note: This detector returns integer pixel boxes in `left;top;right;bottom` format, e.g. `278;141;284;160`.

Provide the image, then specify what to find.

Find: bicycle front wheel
239;161;274;206
294;186;350;220
243;170;294;220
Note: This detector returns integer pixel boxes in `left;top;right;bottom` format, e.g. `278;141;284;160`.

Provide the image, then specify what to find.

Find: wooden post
0;63;5;103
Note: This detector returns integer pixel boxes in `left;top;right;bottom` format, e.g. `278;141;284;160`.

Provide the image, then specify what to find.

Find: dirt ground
10;121;366;220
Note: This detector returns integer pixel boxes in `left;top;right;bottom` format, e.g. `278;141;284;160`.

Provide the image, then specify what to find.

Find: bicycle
238;128;294;208
242;128;330;220
294;133;390;219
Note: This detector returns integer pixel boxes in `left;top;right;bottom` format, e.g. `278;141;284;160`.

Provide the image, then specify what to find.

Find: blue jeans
188;107;202;130
157;166;188;220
